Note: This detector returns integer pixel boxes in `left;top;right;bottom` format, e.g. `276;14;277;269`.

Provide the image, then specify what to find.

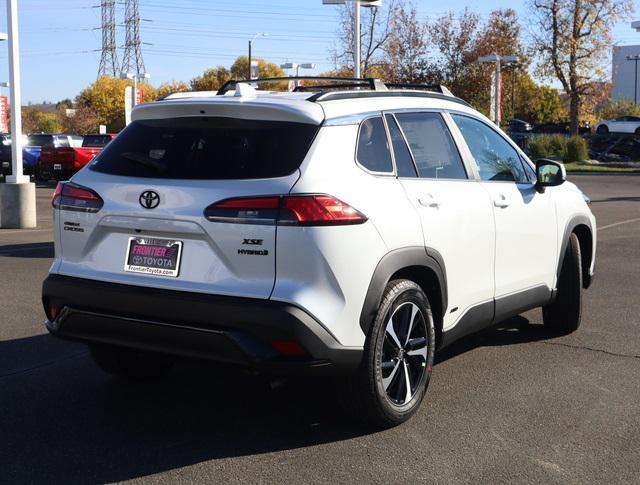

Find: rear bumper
42;274;362;375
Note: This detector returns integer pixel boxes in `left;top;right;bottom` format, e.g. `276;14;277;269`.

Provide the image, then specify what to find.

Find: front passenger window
451;114;528;183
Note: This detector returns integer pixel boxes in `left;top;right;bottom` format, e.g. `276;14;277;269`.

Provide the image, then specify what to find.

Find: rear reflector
52;182;103;213
204;195;367;226
271;340;307;356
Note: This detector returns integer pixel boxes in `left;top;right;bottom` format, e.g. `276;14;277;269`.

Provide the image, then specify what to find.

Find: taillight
51;182;103;213
280;195;365;225
204;195;367;226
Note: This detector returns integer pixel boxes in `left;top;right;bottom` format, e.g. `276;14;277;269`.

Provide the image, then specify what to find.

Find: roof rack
216;76;387;95
170;76;467;107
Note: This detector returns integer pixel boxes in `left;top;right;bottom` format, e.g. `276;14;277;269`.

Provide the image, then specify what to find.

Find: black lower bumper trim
42;274;362;375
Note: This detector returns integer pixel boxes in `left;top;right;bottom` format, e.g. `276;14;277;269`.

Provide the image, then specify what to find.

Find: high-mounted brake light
204;195;367;226
52;182;103;213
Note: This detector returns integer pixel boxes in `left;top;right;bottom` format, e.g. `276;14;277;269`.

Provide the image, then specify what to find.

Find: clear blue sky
0;0;638;103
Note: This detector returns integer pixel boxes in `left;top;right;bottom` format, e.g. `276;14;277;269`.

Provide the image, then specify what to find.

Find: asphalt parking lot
1;175;639;484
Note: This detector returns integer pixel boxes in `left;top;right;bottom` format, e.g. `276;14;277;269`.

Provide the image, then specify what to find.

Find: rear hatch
56;103;323;299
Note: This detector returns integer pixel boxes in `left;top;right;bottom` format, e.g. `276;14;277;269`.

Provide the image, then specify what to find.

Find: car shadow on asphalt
592;196;640;203
0;242;54;258
1;315;554;483
436;315;552;364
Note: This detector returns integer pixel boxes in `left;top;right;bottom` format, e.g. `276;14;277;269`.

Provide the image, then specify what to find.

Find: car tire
543;233;582;334
339;279;435;428
635;127;640;136
596;125;609;134
89;343;174;380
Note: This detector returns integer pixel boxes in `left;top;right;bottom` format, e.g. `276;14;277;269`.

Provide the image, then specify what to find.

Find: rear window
82;135;113;148
27;135;54;147
89;117;319;179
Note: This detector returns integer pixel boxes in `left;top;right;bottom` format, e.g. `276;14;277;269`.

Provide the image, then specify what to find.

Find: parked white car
43;78;597;427
595;115;640;134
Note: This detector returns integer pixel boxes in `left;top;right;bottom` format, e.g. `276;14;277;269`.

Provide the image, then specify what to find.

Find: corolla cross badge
139;190;160;209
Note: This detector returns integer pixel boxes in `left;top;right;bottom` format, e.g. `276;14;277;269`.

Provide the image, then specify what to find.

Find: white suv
43;78;596;427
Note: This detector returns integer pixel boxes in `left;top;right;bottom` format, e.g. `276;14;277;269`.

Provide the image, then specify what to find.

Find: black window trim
354;113;396;177
384;108;471;182
383;112;419;179
447;110;536;186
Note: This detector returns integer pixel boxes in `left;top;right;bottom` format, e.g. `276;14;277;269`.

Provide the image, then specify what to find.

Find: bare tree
529;0;633;135
332;0;401;76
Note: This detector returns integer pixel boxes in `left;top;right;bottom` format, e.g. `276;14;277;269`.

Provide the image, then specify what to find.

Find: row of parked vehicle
0;132;116;182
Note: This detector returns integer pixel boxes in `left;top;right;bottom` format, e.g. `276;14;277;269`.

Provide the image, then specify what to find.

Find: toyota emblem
139;190;160;209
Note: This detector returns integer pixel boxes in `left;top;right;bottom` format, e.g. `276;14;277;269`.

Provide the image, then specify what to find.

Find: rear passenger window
385;114;418;178
356;117;393;173
395;112;467;179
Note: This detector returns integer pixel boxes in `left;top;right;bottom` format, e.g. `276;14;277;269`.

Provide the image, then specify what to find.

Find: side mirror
535;159;566;193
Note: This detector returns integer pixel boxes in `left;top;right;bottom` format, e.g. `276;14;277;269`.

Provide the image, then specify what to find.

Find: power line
97;0;119;78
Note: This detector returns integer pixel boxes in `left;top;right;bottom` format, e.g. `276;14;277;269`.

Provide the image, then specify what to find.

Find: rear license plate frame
124;237;183;278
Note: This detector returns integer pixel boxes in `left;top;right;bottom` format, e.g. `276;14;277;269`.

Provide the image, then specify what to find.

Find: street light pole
627;55;640;104
0;0;36;228
248;33;267;80
322;0;382;78
353;1;361;78
478;54;518;126
248;40;252;79
280;62;316;88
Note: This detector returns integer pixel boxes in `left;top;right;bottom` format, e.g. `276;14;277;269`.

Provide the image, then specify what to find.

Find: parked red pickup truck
39;133;116;181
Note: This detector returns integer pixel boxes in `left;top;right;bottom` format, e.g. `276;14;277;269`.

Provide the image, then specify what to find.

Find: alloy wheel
380;302;428;406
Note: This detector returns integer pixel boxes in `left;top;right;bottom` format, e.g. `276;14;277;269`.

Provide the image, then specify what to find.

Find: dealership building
612;22;640;102
612;44;640;101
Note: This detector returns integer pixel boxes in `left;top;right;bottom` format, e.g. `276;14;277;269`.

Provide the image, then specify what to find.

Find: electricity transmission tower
121;0;146;75
97;0;118;77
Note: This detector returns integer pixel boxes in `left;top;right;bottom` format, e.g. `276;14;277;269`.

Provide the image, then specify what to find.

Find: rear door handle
418;194;440;208
493;194;511;208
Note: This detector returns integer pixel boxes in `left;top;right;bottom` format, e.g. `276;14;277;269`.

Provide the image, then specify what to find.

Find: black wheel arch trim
359;246;447;335
558;214;594;289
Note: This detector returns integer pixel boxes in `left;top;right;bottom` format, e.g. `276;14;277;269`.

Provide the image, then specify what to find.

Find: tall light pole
626;55;640;104
322;0;382;78
248;33;268;79
478;54;518;126
0;0;37;228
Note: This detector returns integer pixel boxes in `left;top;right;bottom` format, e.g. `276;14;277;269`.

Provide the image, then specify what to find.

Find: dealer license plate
124;237;183;277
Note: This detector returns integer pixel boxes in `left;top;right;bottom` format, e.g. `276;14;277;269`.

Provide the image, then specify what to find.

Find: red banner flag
0;96;9;133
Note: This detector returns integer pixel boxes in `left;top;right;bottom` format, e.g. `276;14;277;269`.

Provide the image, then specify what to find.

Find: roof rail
307;90;470;107
385;83;455;97
216;76;386;95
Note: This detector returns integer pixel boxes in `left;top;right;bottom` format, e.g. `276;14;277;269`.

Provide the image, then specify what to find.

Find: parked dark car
535;121;592;137
0;133;12;177
507;119;533;133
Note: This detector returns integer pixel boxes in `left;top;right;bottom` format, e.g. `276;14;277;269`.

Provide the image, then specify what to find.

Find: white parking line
598;217;640;231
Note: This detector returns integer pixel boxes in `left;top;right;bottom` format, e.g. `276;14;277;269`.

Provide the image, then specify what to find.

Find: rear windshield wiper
120;152;169;173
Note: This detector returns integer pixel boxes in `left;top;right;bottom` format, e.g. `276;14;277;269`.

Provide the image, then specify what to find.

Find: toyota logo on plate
139;190;160;209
